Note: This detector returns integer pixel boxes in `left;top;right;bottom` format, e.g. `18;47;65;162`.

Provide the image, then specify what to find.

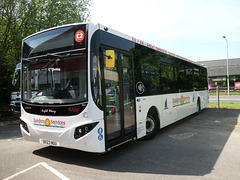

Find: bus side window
91;54;102;108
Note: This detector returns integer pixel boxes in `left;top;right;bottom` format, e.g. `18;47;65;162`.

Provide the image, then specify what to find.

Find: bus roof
23;22;205;68
97;23;205;68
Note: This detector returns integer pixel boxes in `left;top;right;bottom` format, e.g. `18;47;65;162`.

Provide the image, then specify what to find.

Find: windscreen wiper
44;53;62;59
22;52;85;62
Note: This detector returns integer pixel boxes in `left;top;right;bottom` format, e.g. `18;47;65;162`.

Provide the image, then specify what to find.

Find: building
197;58;240;90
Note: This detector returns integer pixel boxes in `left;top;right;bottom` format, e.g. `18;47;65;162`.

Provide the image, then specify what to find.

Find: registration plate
40;139;59;146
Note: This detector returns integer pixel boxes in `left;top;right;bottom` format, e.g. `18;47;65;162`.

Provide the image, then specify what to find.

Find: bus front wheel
145;110;159;140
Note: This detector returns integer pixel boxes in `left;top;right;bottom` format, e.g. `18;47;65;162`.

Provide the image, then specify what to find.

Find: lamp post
223;36;230;96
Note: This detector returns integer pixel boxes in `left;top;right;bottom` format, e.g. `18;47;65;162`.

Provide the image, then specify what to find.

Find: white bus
10;63;21;114
20;23;209;153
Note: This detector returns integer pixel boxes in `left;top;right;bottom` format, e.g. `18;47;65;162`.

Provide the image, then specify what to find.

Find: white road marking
41;162;70;180
7;137;23;142
15;137;23;140
3;162;70;180
3;163;42;180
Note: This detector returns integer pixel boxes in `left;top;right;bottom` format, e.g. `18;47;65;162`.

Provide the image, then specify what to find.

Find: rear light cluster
21;121;29;133
74;122;99;139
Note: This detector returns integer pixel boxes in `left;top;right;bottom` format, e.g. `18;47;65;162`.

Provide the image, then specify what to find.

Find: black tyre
145;110;159;140
196;98;201;114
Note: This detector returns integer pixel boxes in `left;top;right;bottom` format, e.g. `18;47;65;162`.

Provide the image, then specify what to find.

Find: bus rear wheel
196;98;201;114
145;110;159;140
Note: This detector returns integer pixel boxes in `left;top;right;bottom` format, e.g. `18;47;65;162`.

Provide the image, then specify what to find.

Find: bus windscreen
23;25;86;58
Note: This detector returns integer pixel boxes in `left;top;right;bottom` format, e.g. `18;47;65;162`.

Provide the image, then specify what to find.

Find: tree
0;0;91;105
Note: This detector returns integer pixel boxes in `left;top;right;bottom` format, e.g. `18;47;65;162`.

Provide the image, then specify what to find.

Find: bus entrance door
103;51;136;149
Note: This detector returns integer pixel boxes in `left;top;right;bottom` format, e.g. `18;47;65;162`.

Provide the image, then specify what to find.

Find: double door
102;49;136;148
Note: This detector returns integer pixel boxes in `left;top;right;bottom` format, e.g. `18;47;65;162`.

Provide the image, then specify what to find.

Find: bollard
217;86;220;108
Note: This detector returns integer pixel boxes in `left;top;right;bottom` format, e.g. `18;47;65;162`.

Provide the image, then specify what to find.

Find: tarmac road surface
209;95;240;102
1;108;240;180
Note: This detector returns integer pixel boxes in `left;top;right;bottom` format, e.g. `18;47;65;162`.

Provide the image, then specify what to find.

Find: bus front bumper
20;118;106;153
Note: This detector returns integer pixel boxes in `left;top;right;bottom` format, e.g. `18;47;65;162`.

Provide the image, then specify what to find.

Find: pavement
209;95;240;102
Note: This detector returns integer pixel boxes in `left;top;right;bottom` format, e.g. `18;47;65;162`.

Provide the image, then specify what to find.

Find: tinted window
161;64;176;93
133;45;161;95
200;67;208;89
185;64;193;91
193;66;200;90
23;25;86;58
176;64;185;92
133;43;208;96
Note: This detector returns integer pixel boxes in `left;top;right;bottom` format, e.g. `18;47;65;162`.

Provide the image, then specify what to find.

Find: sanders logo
172;95;190;107
45;118;50;126
33;118;65;128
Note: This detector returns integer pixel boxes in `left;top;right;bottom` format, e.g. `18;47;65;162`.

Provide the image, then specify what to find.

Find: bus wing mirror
105;50;115;68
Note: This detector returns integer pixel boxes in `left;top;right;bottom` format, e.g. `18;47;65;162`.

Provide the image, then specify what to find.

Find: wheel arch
147;106;161;128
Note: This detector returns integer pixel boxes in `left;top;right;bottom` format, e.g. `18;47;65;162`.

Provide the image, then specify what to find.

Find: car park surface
1;108;240;180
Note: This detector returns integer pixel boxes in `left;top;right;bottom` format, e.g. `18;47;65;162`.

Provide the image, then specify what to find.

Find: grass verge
209;91;240;96
208;102;240;109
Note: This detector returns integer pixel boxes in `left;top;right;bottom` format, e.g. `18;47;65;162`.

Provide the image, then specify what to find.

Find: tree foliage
0;0;91;104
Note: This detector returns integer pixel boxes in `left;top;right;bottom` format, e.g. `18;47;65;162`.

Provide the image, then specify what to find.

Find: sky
90;0;240;62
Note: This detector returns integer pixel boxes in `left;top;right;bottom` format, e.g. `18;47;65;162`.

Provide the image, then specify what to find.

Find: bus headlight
74;122;99;139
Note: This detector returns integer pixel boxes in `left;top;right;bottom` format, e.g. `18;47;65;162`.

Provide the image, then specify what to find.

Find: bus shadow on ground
33;108;240;176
